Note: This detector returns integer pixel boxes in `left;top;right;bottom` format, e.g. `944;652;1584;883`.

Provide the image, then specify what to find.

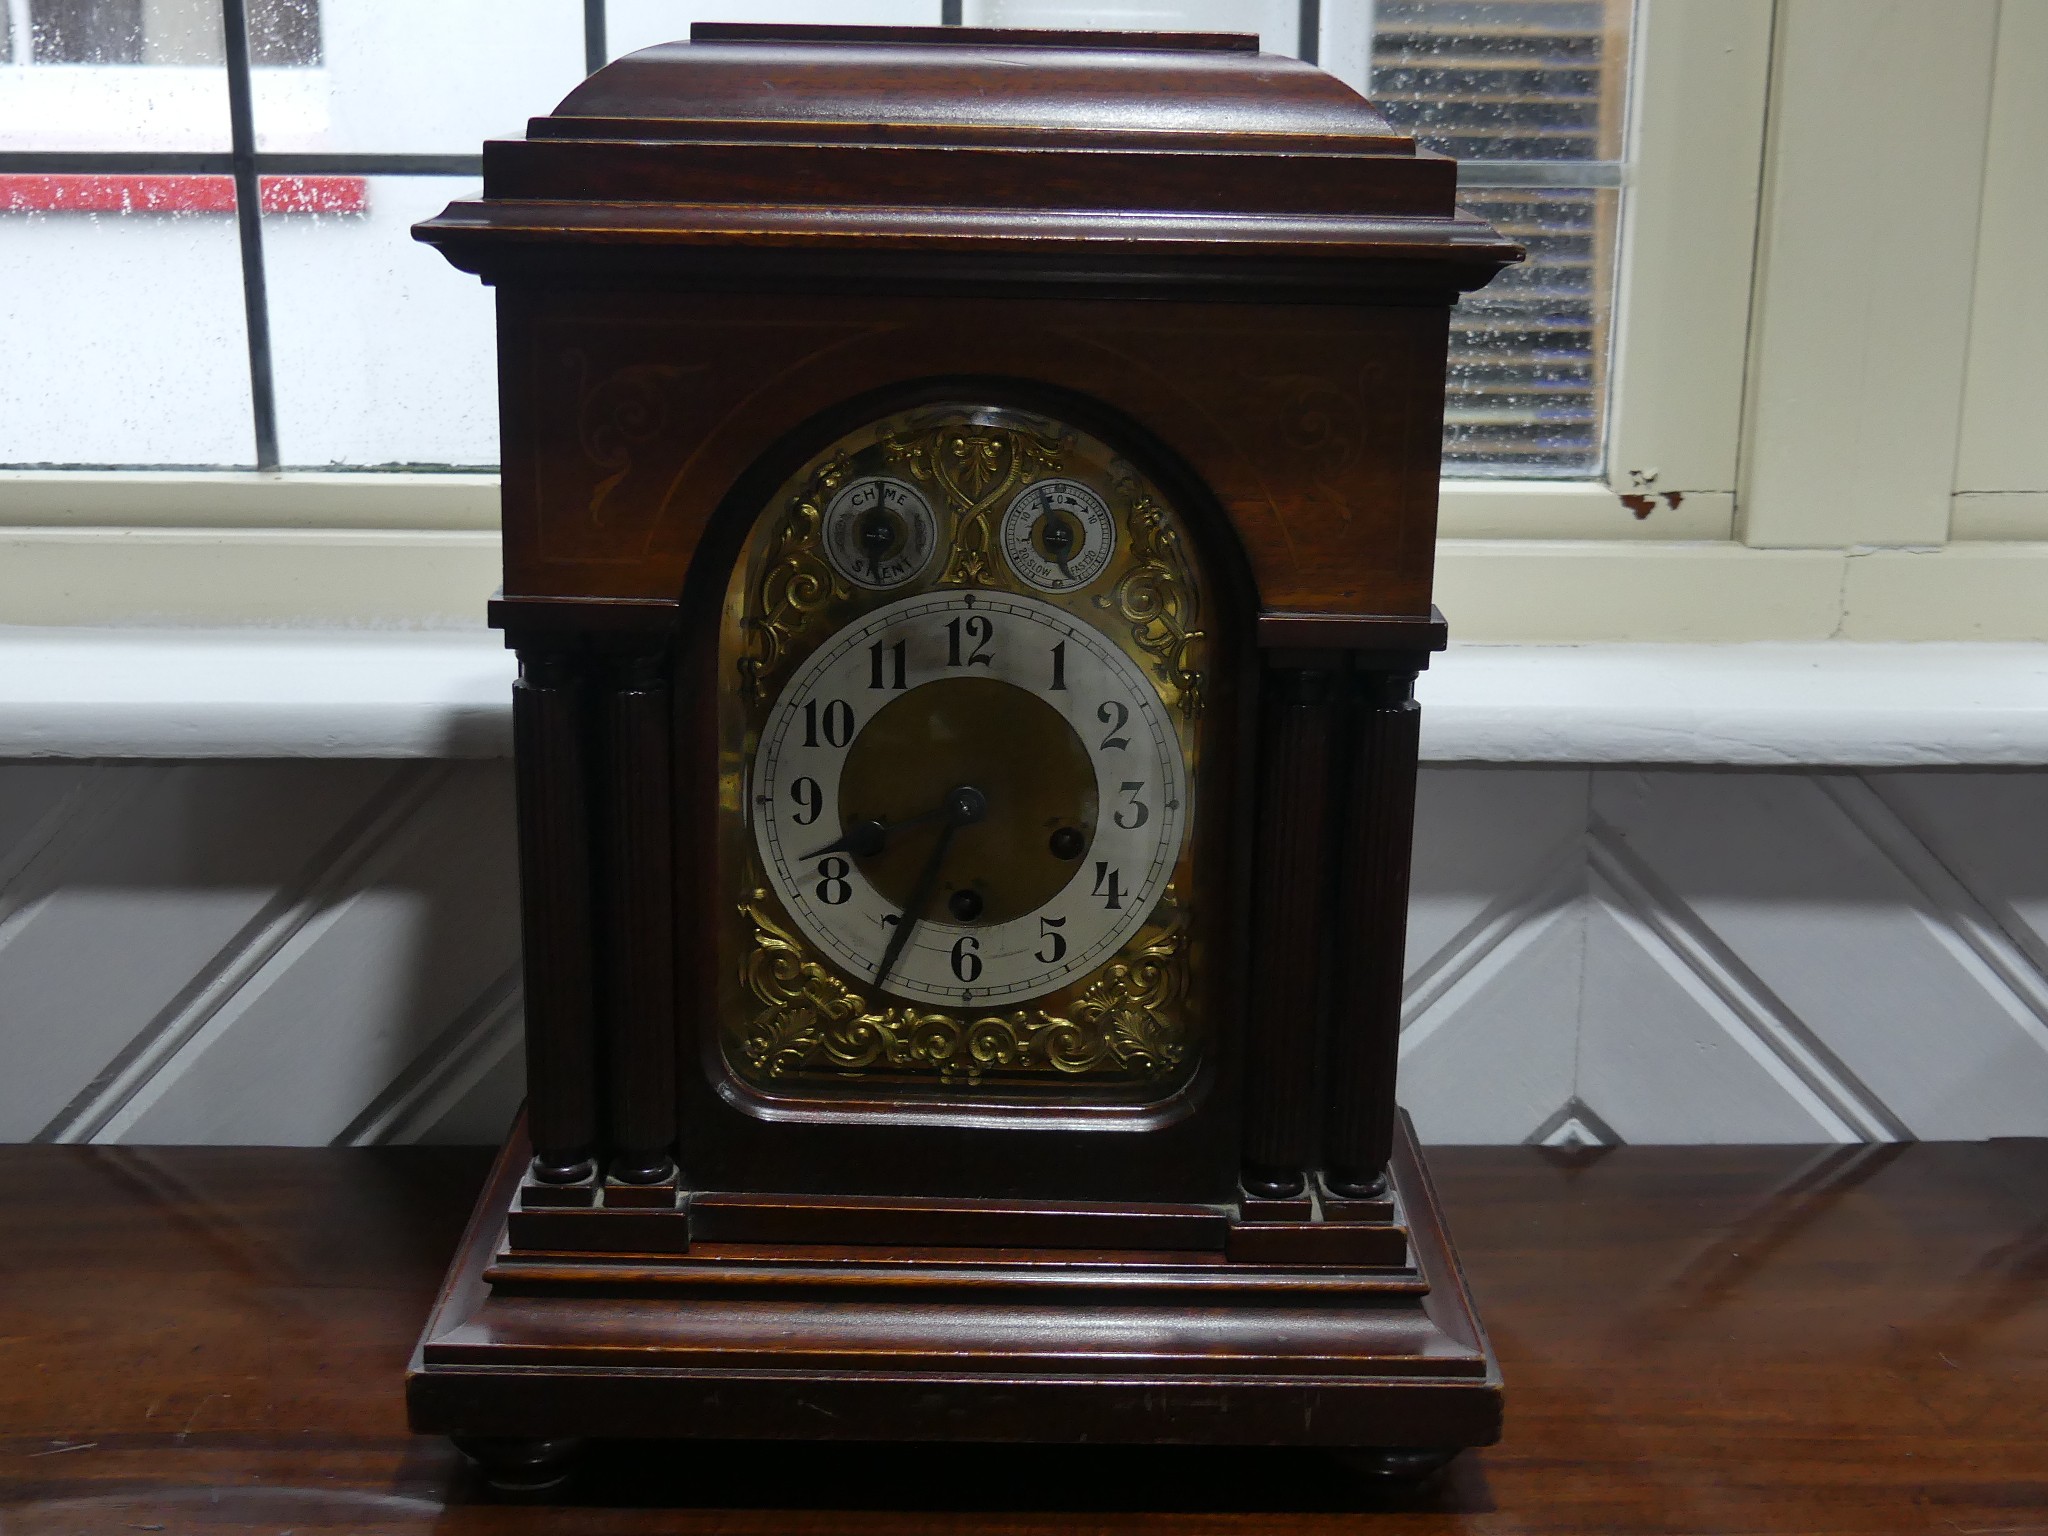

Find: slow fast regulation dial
752;589;1186;1007
1001;478;1116;592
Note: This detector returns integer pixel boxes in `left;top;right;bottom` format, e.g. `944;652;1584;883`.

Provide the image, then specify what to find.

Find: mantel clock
412;21;1521;1489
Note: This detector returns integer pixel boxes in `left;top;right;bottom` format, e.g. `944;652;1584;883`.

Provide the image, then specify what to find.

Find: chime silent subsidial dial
821;476;939;590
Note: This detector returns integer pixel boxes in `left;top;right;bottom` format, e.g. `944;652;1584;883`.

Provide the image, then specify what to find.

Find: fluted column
599;649;678;1184
1240;663;1340;1198
1322;663;1422;1198
512;648;600;1184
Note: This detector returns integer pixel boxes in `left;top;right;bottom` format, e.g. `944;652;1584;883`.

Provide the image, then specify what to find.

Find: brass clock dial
752;589;1187;1008
718;402;1214;1103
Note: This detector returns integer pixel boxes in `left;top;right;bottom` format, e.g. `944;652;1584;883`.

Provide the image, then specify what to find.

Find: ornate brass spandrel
737;452;849;707
880;416;1068;588
717;401;1216;1101
1099;487;1205;720
734;888;1190;1092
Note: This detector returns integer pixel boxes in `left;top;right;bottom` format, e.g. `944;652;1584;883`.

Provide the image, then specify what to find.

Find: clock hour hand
858;505;896;584
797;802;947;862
868;784;987;999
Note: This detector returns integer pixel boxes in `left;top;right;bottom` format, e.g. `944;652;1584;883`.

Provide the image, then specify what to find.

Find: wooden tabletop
2;1140;2042;1533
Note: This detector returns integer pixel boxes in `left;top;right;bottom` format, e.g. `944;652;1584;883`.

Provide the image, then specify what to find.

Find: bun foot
1332;1445;1461;1482
452;1435;585;1493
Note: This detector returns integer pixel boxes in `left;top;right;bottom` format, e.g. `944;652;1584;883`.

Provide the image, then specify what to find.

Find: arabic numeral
1036;915;1068;964
946;614;994;667
950;934;983;983
1097;699;1130;750
1092;862;1124;910
802;698;855;748
867;638;906;691
790;776;822;825
1049;640;1067;691
815;856;852;905
1113;781;1148;830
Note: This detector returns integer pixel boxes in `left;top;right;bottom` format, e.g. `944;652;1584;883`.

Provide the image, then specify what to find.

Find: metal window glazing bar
0;152;1613;188
220;0;278;470
0;151;485;176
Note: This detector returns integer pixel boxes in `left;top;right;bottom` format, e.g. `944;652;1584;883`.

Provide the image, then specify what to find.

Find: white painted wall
3;754;2044;1148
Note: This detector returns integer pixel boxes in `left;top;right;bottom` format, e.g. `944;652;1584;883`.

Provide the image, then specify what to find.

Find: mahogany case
409;22;1521;1472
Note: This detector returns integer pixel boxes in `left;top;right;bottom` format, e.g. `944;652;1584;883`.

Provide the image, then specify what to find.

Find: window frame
9;0;2041;642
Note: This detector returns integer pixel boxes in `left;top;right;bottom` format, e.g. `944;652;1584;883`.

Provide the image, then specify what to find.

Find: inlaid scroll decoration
570;356;696;526
735;889;1189;1089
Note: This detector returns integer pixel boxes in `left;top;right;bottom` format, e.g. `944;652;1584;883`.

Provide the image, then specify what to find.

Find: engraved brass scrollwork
883;420;1066;587
737;454;849;706
737;890;1188;1088
1099;491;1205;718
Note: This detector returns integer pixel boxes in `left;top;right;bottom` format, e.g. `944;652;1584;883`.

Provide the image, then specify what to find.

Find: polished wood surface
413;1115;1491;1454
491;291;1458;619
3;1141;2042;1531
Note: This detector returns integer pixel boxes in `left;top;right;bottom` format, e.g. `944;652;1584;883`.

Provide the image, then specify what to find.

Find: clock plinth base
408;1113;1501;1461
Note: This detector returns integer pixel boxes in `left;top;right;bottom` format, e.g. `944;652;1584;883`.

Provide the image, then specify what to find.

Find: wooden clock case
410;22;1521;1485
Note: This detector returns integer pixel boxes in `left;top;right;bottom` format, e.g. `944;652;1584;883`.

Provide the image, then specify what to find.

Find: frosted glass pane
1443;187;1615;477
0;203;252;465
253;0;584;154
265;177;496;467
1371;0;1631;162
606;1;941;61
1371;0;1631;477
0;0;230;151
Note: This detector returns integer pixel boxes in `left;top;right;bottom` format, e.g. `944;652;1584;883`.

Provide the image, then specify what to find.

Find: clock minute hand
868;784;987;999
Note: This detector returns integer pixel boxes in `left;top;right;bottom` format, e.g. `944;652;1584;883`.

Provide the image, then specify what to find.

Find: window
1370;0;1631;477
2;0;1633;476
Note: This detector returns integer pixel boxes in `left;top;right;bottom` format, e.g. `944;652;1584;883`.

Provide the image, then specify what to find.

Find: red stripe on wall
0;174;369;215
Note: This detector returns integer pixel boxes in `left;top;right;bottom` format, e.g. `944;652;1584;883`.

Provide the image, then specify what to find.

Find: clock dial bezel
713;395;1226;1111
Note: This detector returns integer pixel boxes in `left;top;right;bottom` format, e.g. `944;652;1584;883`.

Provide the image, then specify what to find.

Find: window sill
3;628;2043;767
0;628;514;758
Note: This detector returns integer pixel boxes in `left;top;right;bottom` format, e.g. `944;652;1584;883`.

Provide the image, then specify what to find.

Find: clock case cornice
413;24;1520;302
